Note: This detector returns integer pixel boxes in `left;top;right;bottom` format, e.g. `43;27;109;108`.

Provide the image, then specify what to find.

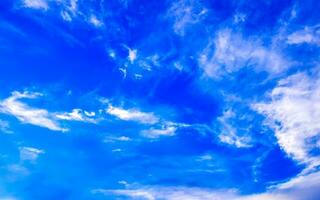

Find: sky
0;0;320;199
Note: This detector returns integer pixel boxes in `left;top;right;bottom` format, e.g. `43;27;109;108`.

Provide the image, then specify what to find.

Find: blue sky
0;0;320;199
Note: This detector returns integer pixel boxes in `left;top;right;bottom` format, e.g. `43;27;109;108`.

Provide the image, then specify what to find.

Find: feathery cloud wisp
106;105;159;125
0;91;66;131
253;72;320;169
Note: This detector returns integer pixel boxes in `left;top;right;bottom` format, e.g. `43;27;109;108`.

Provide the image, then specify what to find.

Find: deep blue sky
0;0;320;200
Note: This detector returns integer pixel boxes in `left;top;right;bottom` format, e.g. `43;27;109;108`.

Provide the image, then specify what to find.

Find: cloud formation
253;72;320;169
167;0;207;36
94;170;320;200
56;108;97;123
287;26;320;45
217;109;252;148
199;29;288;78
22;0;49;10
106;105;159;125
0;91;66;131
19;146;44;162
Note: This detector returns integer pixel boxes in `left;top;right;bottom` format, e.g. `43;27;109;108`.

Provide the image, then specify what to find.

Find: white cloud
0;120;12;134
141;126;176;138
217;109;252;148
287;26;320;45
104;136;131;143
141;121;189;138
233;13;246;24
22;0;49;10
106;105;159;125
253;72;320;169
19;146;44;162
112;148;122;152
198;154;213;161
199;29;288;78
168;0;207;36
56;109;97;123
68;0;78;13
128;48;137;64
108;50;116;59
7;164;29;177
0;91;66;132
59;0;78;22
93;171;320;200
276;171;320;190
89;15;103;27
61;11;72;21
119;67;127;78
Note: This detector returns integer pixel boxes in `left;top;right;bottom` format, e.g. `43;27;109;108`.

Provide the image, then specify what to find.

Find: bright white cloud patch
128;48;137;64
217;109;252;148
89;15;103;27
97;187;245;200
253;72;320;169
68;0;78;13
168;0;207;36
56;109;97;123
233;13;246;24
19;146;44;162
61;11;72;21
93;171;320;200
104;136;131;143
22;0;49;10
199;29;288;78
0;91;66;132
287;26;320;45
106;105;159;124
141;126;176;138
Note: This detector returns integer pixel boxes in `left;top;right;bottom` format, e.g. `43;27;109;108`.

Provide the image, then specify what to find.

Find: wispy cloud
104;136;131;143
93;171;320;200
89;15;103;27
0;91;66;132
287;25;320;45
216;109;252;148
22;0;49;10
56;109;98;123
19;146;44;162
167;0;207;36
199;29;288;78
106;105;159;125
141;125;177;138
92;187;256;200
253;72;320;169
123;46;137;64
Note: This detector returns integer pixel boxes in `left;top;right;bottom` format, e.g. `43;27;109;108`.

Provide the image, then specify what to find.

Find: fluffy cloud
89;15;103;27
128;48;137;64
216;109;252;148
199;29;288;78
0;91;66;132
19;146;44;162
253;72;320;169
93;171;320;200
22;0;49;10
93;187;238;200
56;109;97;123
167;0;207;36
104;136;131;143
287;26;320;45
141;125;177;138
106;105;159;125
